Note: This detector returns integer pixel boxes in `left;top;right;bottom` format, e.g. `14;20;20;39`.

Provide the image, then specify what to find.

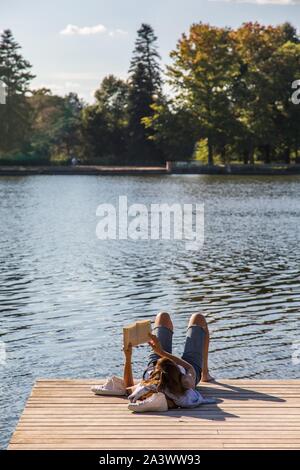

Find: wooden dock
8;379;300;450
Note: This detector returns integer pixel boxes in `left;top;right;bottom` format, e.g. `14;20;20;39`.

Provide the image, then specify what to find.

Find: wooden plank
7;444;224;450
8;379;300;450
12;431;300;438
10;431;300;440
17;416;300;422
10;436;300;442
11;430;219;438
29;390;299;396
34;379;300;384
20;408;300;415
223;444;300;449
16;425;300;429
24;401;300;408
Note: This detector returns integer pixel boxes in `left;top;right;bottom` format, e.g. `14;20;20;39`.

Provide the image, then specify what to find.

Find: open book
123;320;152;349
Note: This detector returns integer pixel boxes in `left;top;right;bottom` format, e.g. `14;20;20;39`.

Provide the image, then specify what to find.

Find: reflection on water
0;174;300;447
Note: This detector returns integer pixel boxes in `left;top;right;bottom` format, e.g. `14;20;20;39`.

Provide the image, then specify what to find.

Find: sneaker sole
91;388;126;396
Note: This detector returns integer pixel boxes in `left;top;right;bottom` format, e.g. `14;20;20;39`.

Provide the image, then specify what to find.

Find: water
0;174;300;448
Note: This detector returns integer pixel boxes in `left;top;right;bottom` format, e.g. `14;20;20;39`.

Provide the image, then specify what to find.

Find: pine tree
0;29;35;154
0;29;35;95
127;24;162;163
280;22;299;44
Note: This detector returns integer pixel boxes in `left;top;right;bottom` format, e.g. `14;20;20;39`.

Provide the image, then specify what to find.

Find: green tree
231;23;294;164
270;41;300;163
55;92;83;158
168;23;240;165
0;29;35;155
82;75;129;162
127;23;163;162
280;22;299;44
29;89;65;159
29;90;83;161
143;99;198;161
95;74;129;116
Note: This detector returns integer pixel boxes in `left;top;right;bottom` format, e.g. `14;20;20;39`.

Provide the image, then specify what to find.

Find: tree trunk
243;150;249;165
264;145;271;164
284;147;290;164
249;147;255;165
208;140;214;166
220;147;226;164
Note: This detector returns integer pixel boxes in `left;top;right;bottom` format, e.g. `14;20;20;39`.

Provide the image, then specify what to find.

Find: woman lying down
92;312;216;412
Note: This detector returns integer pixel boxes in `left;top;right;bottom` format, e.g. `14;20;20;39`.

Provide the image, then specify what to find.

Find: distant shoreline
1;164;300;176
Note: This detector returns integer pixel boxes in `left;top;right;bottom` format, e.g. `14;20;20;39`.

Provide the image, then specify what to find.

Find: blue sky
1;0;300;102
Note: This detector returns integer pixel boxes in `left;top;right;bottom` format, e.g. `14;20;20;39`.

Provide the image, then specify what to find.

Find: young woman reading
123;312;214;411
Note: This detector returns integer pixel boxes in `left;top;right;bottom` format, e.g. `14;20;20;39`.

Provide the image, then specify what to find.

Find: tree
168;23;240;165
232;22;299;164
29;90;83;160
0;29;35;155
81;75;129;162
270;41;300;163
280;22;299;44
55;92;83;157
165;21;300;166
95;74;129;117
127;23;163;162
29;89;66;159
143;99;198;161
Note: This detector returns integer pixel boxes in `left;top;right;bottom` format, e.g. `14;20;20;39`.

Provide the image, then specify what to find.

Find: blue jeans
143;325;205;384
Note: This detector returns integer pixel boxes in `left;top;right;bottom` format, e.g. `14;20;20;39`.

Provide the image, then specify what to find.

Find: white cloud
210;0;299;4
64;81;81;89
60;24;107;36
31;80;94;102
109;29;128;38
60;24;128;37
53;72;99;81
33;81;82;93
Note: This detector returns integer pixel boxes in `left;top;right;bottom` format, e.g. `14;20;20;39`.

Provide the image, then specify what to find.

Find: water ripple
0;175;300;448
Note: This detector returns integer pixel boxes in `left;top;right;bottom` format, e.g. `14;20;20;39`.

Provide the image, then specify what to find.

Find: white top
134;364;215;408
161;365;204;408
164;386;205;408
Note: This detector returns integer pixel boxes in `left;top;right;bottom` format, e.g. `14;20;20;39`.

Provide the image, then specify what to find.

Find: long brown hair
142;357;186;396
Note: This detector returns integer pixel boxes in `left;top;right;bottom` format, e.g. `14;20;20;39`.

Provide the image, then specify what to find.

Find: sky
1;0;300;102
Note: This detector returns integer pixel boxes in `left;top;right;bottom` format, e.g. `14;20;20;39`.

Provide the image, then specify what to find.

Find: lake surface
1;174;300;448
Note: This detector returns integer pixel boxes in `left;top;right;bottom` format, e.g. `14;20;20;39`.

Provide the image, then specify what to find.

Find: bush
0;151;50;166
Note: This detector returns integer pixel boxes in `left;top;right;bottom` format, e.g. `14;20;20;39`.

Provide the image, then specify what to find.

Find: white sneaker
128;392;168;413
91;376;126;396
